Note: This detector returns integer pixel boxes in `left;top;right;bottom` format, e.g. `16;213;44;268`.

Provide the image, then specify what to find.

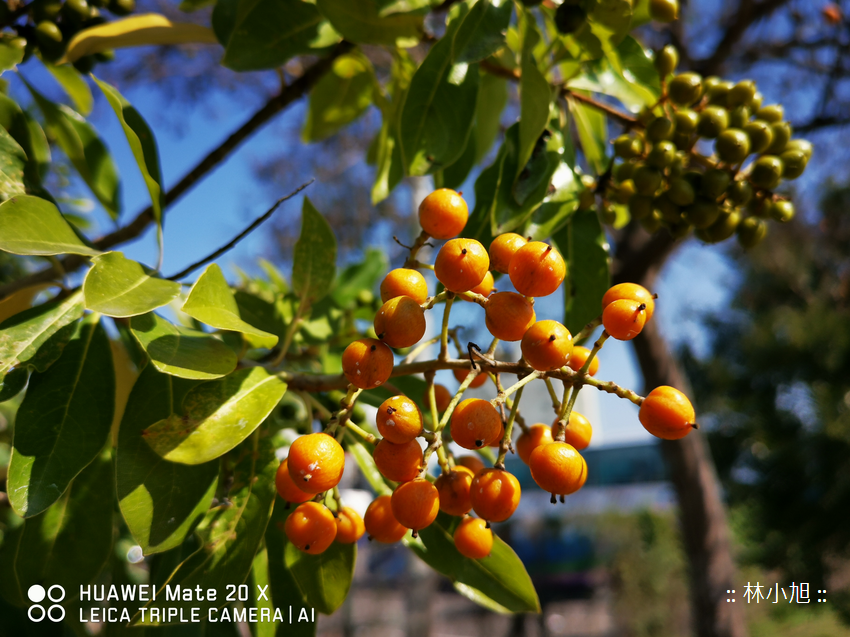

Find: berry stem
403;230;432;268
402;329;457;364
325;385;364;435
582;376;645;405
270;293;308;367
554;382;581;442
544;377;561;411
439;296;455;362
494;371;541;405
421;290;448;310
302;391;333;420
578;331;608;375
424;370;440;432
573;316;602;344
437;365;481;432
496;386;523;469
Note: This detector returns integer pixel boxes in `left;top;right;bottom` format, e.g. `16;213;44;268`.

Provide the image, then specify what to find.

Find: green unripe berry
701;169;732;199
654;194;681;223
779;150;807;179
684;198;721;229
614;180;637;204
629;195;654;220
726;180;753;206
555;3;587;34
737;217;767;248
667;177;696;206
614;161;635;183
650;0;679;22
578;187;595;210
35;19;63;44
633;165;663;196
32;0;62;22
754;104;783;123
750;92;764;111
784;139;813;160
715;128;750;163
727;80;757;108
728;106;750;129
64;0;91;18
764;121;791;155
704;210;741;243
647;141;677;168
748;196;772;218
674;110;699;135
750;156;783;190
108;0;135;15
682;170;702;191
770;200;795;222
707;80;734;107
600;204;618;225
697;106;729;139
703;76;723;94
613;134;643;159
672;133;692;150
654;45;679;78
668;153;688;178
743;120;773;154
668;73;703;106
641;210;663;233
646;117;675;142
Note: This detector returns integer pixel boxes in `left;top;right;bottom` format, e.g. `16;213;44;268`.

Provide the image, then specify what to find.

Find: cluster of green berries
552;0;679;35
601;45;811;248
1;0;134;72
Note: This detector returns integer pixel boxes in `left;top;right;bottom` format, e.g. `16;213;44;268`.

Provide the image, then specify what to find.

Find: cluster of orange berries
276;188;698;560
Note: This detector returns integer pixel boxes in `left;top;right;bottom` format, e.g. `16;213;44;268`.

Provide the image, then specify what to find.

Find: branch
0;43;353;300
167;180;314;281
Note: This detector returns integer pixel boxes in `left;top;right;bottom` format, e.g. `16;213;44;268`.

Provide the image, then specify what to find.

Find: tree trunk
612;227;747;637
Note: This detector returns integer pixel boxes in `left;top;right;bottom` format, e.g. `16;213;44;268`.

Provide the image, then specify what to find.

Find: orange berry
469;270;494;297
457;455;485;474
374;296;427;349
453;366;488;389
602;298;647;341
373;438;422;483
567;345;599;376
529;442;586;496
489;233;528;274
419;188;469;239
484;292;536;341
516;424;554;464
520;320;574;371
435;466;474;516
639;386;696;440
602;282;655;321
285;502;337;555
509;241;566;297
450;398;503;450
376;395;423;444
454;517;493;559
470;469;521;523
426;384;453;413
342;338;394;389
287;433;345;494
335;507;366;544
381;268;429;304
275;459;313;504
364;495;408;543
434;238;489;293
391;478;440;532
551;411;592;450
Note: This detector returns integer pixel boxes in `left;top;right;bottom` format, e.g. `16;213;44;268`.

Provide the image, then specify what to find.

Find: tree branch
0;42;353;300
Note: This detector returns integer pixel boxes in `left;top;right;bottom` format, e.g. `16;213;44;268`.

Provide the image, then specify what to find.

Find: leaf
330;248;388;310
292;198;337;305
23;79;122;219
7;314;115;517
0;448;113;607
516;10;551;183
585;0;633;46
130;312;238;380
61;13;219;63
408;512;540;613
116;363;219;554
440;128;476;190
303;52;375;142
0;93;51;184
285;540;356;615
451;0;513;64
0;128;27;202
233;290;288;343
216;0;340;72
93;76;165;230
183;264;278;348
377;0;438;15
0;283;52;325
552;209;610;334
249;548;277;637
44;61;93;116
398;3;480;175
0;367;27;403
569;94;608;174
343;432;391;495
83;251;181;317
0;290;84;381
133;435;278;625
141;367;286;465
0;36;24;75
0;195;99;256
526;163;582;239
474;72;507;164
316;0;423;47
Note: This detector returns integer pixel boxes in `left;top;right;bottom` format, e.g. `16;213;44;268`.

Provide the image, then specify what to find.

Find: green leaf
440;127;476;190
233;290;288;343
216;0;341;72
569;95;608;174
23;77;121;219
0;448;113;606
7;314;115;517
516;10;551;183
0;195;99;256
133;435;278;625
0;128;26;202
285;538;356;615
0;290;84;380
44;61;93;115
292;198;337;304
316;0;423;47
0;93;51;184
83;251;181;317
398;4;480;175
408;512;540;613
142;367;287;465
117;363;219;554
304;52;375;142
0;367;27;403
526;164;582;239
183;263;279;348
474;72;508;164
249;548;277;637
451;0;513;64
377;0;438;15
343;432;391;495
0;36;24;75
330;248;389;310
93;76;165;230
586;0;633;46
552;209;610;334
130;312;238;379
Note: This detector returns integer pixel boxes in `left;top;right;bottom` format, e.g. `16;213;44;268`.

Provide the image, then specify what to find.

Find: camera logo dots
27;584;65;622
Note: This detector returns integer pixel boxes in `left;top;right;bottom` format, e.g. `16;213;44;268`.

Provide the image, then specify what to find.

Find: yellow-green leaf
0;195;100;256
83;251;181;317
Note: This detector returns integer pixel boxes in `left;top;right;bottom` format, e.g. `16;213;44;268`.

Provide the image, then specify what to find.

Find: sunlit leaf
316;0;423;47
285;540;356;615
83;251;180;317
292;198;337;305
304;52;375;142
44;61;93;115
